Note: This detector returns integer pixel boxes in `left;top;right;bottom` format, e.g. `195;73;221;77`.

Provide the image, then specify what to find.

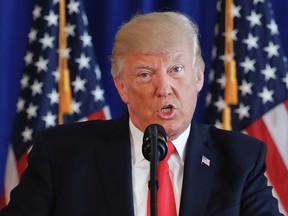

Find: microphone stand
149;126;159;216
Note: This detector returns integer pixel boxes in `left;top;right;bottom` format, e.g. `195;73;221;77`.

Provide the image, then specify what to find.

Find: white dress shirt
129;119;190;216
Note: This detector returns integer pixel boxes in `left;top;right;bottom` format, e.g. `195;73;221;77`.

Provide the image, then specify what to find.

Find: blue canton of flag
205;0;288;214
0;0;110;207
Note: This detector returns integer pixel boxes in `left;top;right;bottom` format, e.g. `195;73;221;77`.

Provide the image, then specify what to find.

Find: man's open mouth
160;105;173;113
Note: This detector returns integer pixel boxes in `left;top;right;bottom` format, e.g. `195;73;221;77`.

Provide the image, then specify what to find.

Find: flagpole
58;0;72;125
223;0;238;130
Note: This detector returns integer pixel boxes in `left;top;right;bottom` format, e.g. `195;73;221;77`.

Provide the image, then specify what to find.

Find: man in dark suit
1;11;283;216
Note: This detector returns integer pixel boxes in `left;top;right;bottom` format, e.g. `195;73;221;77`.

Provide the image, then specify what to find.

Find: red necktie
148;141;177;216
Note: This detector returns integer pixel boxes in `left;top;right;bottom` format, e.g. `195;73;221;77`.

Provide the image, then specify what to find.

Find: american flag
0;0;111;208
205;0;288;214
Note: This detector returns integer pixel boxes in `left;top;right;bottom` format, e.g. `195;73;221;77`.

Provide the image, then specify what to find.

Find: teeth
161;105;172;113
161;108;171;113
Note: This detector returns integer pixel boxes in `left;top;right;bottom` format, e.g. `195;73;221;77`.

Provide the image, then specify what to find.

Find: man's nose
155;73;173;97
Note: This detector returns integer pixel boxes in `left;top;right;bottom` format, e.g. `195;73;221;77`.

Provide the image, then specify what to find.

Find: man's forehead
126;52;188;63
123;52;191;71
130;51;182;57
132;38;188;54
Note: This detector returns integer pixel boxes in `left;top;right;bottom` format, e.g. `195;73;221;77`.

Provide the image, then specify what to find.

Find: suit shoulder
33;116;128;151
208;124;263;146
38;118;120;138
196;123;266;161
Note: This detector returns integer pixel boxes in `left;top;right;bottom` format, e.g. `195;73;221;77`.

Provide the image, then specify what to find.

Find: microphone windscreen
142;124;167;161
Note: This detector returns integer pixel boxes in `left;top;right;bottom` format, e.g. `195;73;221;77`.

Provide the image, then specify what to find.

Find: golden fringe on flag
58;0;72;124
222;0;238;130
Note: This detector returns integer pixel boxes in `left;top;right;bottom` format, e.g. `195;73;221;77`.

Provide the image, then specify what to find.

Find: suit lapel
179;122;217;216
95;114;135;216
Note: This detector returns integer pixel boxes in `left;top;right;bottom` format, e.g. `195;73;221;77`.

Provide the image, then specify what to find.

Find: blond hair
111;11;204;78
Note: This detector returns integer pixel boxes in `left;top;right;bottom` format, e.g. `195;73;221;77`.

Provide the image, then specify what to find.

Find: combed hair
110;11;204;78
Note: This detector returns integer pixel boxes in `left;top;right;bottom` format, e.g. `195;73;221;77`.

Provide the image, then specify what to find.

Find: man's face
114;47;204;140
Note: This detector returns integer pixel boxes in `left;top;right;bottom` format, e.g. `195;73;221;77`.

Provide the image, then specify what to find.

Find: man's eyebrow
133;63;154;70
170;53;185;62
132;53;186;70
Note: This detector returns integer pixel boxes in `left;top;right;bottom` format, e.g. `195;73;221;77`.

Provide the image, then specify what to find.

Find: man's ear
196;71;204;93
196;61;205;93
114;77;129;104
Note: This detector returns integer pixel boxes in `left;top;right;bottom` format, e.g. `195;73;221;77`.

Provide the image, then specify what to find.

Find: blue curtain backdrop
0;0;287;193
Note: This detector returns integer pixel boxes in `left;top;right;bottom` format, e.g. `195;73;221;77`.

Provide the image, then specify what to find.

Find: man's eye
136;72;152;83
138;72;150;78
172;66;183;72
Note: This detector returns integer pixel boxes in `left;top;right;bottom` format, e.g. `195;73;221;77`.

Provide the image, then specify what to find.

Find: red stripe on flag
246;118;288;212
87;109;107;120
0;188;6;209
284;99;288;110
16;152;28;178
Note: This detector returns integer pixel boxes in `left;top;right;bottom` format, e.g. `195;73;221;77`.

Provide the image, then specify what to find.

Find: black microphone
142;124;168;162
142;124;168;216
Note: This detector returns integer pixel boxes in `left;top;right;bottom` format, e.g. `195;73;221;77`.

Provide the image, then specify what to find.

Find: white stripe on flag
4;145;20;203
263;102;288;170
103;105;112;120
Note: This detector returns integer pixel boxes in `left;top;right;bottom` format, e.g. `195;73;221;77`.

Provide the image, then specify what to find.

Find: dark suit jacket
0;114;283;216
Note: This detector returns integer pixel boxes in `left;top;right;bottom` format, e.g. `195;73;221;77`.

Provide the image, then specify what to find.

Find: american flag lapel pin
201;155;210;167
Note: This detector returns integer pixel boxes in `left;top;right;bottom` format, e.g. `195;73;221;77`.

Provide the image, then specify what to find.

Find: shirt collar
129;118;190;165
